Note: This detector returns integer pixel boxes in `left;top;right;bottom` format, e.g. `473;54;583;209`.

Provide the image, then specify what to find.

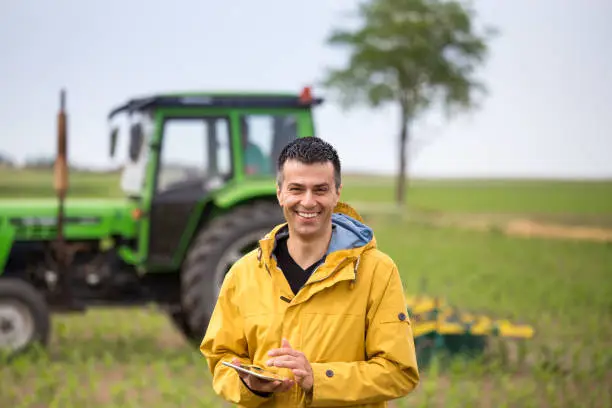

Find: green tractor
0;87;321;356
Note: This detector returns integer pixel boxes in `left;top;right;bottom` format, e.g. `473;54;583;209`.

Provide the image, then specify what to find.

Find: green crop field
1;168;612;407
2;168;612;220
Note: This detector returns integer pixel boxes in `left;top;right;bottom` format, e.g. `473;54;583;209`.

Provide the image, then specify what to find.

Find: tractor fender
173;193;278;269
0;225;16;275
212;179;278;210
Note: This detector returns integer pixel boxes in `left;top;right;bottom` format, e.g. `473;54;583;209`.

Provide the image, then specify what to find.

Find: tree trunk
396;108;410;207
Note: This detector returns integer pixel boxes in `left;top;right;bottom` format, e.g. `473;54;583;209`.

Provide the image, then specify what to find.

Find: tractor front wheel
0;278;50;358
177;200;285;344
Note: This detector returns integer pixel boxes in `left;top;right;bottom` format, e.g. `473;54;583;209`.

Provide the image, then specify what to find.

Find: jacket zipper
306;256;354;286
263;250;357;301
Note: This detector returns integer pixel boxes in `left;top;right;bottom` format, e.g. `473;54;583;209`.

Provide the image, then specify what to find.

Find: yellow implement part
468;319;535;338
406;293;535;340
412;319;535;339
406;295;447;315
412;322;438;337
435;322;466;335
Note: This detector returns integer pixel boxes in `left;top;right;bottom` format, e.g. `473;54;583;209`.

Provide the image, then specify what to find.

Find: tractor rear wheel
0;278;50;358
177;200;284;344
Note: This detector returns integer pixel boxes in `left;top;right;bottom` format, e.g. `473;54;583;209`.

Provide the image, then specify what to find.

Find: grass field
1;169;611;407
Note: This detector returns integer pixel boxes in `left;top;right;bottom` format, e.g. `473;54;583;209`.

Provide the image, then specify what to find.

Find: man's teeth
298;212;317;218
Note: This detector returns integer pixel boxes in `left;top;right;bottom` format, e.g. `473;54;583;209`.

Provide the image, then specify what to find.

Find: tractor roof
108;88;324;120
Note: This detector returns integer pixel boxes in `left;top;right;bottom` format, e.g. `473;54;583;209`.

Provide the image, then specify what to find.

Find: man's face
276;159;341;241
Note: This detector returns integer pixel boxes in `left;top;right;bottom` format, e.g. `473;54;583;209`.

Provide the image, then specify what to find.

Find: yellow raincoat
200;202;419;407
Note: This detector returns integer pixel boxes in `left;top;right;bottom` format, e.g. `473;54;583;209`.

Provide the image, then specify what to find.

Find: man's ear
332;183;342;207
276;184;283;206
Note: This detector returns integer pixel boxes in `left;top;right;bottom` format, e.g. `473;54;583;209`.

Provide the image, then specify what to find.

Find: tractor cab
106;88;322;271
0;87;325;357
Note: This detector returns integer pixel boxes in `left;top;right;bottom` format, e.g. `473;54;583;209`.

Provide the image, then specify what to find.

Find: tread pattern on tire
0;278;50;355
180;200;284;340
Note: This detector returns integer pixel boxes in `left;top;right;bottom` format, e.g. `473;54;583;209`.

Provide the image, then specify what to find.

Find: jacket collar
256;201;376;294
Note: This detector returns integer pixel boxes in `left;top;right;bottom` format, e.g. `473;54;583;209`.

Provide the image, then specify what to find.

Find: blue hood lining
327;213;373;254
270;213;373;258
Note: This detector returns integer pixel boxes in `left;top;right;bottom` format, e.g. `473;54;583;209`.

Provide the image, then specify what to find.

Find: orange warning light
299;86;313;103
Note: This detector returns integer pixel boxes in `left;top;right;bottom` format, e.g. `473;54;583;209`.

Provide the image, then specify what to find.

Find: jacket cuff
239;376;273;405
308;363;344;407
239;376;273;399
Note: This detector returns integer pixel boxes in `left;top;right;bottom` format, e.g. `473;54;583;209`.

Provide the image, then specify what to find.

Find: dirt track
356;203;612;243
434;214;612;243
503;219;612;242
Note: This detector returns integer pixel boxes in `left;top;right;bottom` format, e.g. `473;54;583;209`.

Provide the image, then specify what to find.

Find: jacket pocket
299;312;366;363
374;307;412;338
370;308;416;364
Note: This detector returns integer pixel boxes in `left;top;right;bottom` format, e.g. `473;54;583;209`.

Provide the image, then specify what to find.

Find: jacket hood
257;201;376;270
327;210;373;254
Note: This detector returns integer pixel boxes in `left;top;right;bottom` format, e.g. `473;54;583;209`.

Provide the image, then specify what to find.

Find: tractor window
239;114;298;176
157;117;232;193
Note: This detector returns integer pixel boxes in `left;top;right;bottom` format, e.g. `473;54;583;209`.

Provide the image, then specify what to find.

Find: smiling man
200;137;420;407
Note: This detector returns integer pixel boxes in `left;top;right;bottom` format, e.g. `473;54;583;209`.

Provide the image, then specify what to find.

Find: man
241;116;271;175
200;137;420;407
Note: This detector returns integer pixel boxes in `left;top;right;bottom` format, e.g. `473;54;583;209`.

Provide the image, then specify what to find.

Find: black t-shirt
243;236;326;398
274;235;325;296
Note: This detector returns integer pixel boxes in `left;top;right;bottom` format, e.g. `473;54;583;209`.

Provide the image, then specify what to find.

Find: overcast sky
1;0;610;178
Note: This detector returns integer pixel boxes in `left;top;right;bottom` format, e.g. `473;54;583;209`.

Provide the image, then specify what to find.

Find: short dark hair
277;137;341;189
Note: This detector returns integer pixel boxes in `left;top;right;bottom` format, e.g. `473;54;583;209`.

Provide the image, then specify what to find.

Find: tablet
222;361;285;382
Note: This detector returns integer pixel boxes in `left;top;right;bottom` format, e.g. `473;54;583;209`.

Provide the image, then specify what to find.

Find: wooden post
53;89;72;307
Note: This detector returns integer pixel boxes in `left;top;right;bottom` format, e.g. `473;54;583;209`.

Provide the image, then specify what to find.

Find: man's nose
300;190;316;207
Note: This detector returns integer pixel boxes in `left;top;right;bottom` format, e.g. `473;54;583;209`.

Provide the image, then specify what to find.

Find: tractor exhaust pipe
52;89;75;309
54;89;68;235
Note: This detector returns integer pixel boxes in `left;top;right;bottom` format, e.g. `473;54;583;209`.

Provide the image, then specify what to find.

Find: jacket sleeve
199;266;272;407
307;263;420;407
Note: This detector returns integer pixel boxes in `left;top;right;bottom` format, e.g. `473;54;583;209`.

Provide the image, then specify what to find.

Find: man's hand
267;338;314;393
231;358;294;394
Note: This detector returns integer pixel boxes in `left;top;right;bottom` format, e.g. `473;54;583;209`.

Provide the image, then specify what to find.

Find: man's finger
274;379;295;393
266;355;296;365
259;379;282;389
268;347;301;358
246;376;282;392
268;359;301;370
259;378;293;393
292;368;308;378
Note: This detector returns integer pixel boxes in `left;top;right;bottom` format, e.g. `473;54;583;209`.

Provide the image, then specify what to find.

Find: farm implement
0;87;535;367
406;293;535;367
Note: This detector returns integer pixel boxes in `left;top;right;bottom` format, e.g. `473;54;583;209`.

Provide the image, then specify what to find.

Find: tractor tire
177;200;285;344
0;278;50;358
